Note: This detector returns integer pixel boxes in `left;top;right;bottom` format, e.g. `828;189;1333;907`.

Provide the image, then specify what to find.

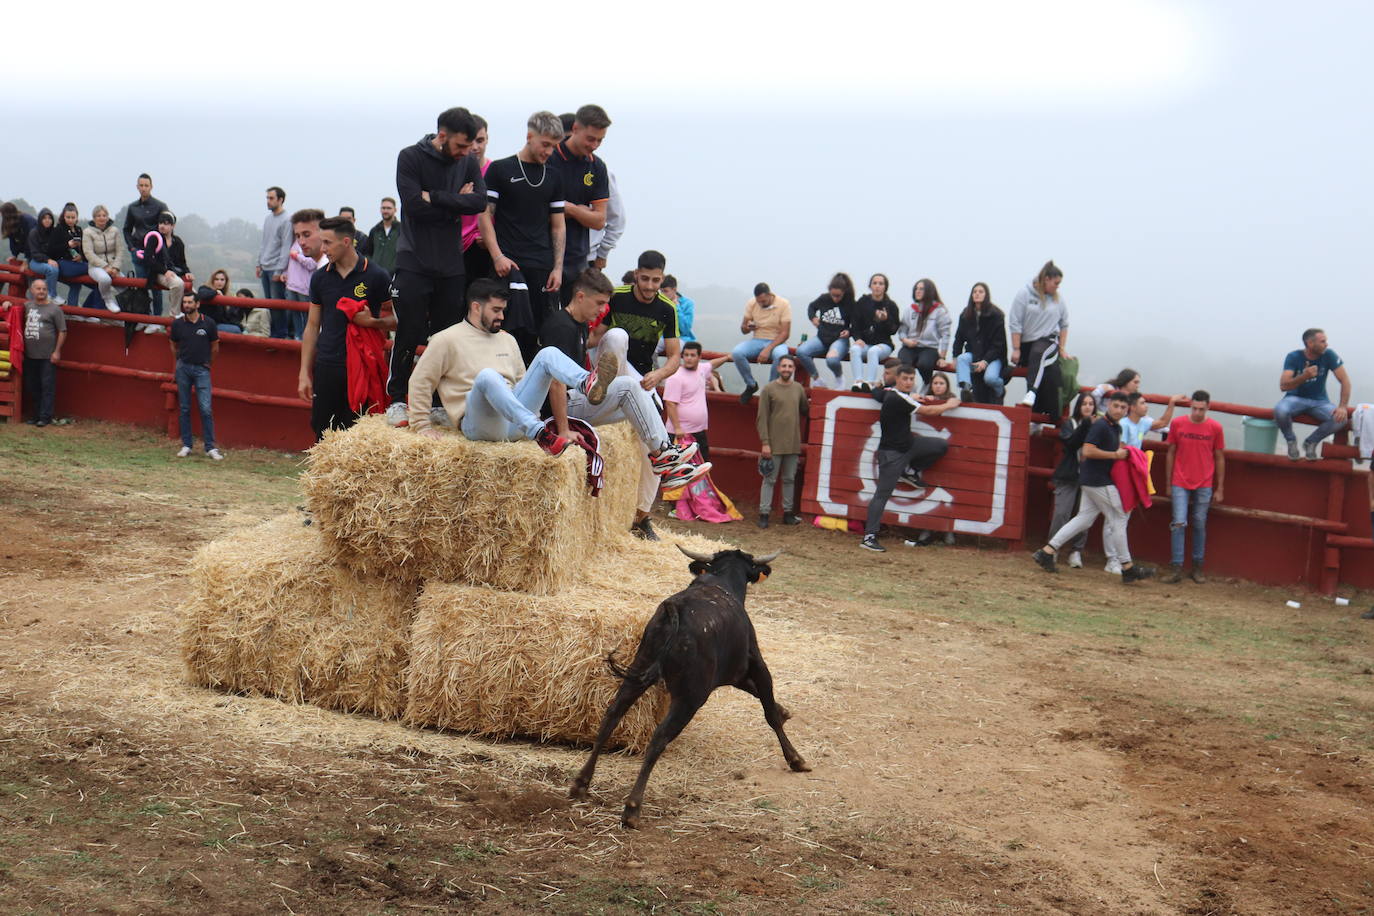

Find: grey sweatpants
1048;479;1089;551
1049;484;1130;563
760;453;800;514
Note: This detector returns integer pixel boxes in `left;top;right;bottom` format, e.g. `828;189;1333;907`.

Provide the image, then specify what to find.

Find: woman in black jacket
1047;391;1098;568
951;282;1007;403
47;204;99;307
795;271;855;388
140;211;191;327
848;272;900;391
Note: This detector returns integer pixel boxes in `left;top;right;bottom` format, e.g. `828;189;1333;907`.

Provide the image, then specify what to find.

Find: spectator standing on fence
1048;391;1097;569
257;187;291;303
122;174;169;315
1031;391;1154;583
664;340;729;463
1275;328;1352;461
168;293;222;460
478;110;567;366
337;207;372;256
1163;390;1225;584
548;105;611;302
26;208;61;296
755;354;809;528
367;197;400;276
952;281;1007;404
897;278;951;386
283;209;326;340
141;212;192;333
1009;261;1070;412
298;216;396;440
21;278;65;427
732;282;791;402
849;273;898;391
386;107;488;424
860;364;959;553
82;205;123;312
797;272;855;389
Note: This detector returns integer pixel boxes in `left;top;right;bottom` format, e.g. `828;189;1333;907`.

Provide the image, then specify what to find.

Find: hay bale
179;515;419;718
405;531;730;752
302;417;641;594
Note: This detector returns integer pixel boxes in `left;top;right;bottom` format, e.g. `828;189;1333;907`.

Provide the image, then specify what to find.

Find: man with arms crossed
1163;390;1225;584
298;216;396;440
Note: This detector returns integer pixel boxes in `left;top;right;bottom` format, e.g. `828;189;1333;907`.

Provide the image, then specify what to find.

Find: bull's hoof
621;812;640;829
569;782;589;800
789;758;811;773
777;704;792;723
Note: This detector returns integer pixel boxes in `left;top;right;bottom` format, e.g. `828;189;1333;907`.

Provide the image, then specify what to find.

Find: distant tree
8;198;36;215
177;213;212;244
213;217;260;248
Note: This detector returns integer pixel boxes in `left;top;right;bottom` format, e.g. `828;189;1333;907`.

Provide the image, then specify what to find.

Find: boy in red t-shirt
1163;390;1226;583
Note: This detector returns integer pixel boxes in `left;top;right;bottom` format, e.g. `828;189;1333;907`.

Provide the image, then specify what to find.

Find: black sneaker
900;469;926;489
631;518;659;541
757;513;770;529
782;511;801;525
1361;607;1374;620
1031;549;1058;573
739;382;758;405
959;382;974;402
860;535;885;552
1122;563;1155;584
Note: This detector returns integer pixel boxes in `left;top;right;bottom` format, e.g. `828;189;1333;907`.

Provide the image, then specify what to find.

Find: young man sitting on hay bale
541;267;710;489
406;278;615;456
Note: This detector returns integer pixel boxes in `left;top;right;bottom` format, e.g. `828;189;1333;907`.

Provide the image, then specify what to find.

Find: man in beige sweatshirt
407;278;615;454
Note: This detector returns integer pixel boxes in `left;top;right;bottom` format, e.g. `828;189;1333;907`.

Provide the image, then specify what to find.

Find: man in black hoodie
385;107;488;424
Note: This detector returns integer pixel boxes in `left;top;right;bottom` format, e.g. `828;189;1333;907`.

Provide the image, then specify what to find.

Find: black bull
570;546;810;828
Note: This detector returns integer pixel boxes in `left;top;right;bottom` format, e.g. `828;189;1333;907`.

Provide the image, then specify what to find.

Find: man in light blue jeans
1274;328;1352;461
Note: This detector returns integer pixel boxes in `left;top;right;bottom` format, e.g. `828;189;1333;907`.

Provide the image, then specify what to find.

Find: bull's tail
605;602;679;688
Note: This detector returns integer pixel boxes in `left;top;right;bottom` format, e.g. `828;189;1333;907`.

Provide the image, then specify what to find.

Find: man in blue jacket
384;107;487;425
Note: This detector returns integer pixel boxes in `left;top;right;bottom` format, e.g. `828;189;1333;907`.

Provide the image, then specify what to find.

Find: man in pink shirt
664;341;729;462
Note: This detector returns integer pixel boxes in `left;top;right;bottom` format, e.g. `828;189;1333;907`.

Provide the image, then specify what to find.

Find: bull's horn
675;543;715;562
754;550;783;564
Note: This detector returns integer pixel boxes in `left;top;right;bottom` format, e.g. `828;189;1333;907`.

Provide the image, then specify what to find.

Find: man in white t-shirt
663;341;730;462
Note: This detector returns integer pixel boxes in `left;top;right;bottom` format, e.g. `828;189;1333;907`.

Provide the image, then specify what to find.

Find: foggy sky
9;1;1370;409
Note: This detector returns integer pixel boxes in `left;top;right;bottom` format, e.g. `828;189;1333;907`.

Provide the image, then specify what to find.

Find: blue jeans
28;259;59;294
731;338;788;388
128;250;163;315
956;352;1005;398
796;335;849;382
1170;485;1212;565
216;323;242;334
260;272;287;301
460;346;589;441
849;342;892;384
1274;395;1345;444
175;362;216;450
275;290;309;340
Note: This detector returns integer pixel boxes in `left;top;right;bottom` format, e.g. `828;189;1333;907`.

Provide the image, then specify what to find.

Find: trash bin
1242;416;1279;454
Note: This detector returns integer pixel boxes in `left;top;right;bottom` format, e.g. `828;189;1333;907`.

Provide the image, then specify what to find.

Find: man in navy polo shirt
548;104;611;305
1274;327;1353;461
298;216;396;440
168;291;222;460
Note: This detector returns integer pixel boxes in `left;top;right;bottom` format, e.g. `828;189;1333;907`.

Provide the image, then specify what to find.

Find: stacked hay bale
181;418;724;751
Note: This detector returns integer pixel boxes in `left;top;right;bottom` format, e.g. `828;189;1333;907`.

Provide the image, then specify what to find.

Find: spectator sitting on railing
796;272;855;389
849;273;899;392
1090;367;1141;402
26;208;61;297
283;209;326;340
200;270;244;333
48;204;99;309
236;288;270;337
21;278;65;428
1120;391;1182;448
2;203;38;275
897;278;952;387
951;281;1007;404
1276;327;1352;461
81;205;123;312
139;211;191;334
732;282;791;403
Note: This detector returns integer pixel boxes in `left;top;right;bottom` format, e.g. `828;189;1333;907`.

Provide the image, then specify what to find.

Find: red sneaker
535;427;569;456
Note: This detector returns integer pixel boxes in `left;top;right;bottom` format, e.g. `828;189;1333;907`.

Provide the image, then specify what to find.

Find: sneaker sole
860;543;885;552
660;461;713;488
587;350;618;405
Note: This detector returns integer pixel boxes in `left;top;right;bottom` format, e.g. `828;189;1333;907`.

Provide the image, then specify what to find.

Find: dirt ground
2;422;1372;915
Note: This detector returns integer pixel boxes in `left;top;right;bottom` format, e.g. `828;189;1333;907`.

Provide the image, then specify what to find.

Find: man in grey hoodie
1008;261;1071;414
384;107;488;425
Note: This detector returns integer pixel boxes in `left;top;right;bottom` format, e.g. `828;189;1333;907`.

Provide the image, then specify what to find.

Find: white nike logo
510;177;522;182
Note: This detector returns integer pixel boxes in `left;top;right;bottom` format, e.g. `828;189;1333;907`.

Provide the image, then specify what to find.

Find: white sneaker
176;446;192;458
1020;390;1037;407
105;299;121;313
207;448;224;461
811;376;828;389
385;401;409;427
1067;551;1083;568
142;323;161;334
1104;558;1123;575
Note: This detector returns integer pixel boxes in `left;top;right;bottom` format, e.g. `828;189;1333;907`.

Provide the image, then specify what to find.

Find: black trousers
311;361;355;441
864;437;949;536
23;356;56;422
387;269;465;403
463;244;493;296
1021;337;1061;415
899;345;941;386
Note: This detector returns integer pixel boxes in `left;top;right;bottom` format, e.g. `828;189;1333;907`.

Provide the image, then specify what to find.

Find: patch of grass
449;840;505;862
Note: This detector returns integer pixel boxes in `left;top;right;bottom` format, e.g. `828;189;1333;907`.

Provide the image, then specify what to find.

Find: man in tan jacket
407;278;616;455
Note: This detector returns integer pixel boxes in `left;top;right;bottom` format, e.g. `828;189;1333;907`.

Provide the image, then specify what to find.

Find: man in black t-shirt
480;110;568;365
596;249;680;388
548;104;611;305
168;292;221;459
1031;391;1154;582
861;365;960;552
541;268;706;493
299;216;396;440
